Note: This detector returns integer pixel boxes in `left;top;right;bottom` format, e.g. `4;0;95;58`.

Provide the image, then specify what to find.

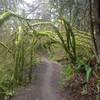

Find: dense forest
0;0;100;100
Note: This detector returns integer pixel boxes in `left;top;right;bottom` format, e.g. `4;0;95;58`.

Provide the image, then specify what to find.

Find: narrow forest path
11;57;71;100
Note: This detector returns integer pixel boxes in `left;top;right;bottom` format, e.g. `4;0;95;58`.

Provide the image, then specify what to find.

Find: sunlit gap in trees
17;0;55;21
24;0;35;4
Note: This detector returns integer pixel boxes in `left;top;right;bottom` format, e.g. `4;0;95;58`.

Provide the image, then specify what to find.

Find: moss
0;12;12;27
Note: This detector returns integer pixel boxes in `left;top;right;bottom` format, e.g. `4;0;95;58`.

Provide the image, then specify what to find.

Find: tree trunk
94;0;100;63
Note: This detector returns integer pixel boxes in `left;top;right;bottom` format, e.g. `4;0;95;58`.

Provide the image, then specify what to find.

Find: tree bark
94;0;100;63
89;0;98;58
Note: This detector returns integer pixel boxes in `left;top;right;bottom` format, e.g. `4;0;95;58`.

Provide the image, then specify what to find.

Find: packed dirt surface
11;57;72;100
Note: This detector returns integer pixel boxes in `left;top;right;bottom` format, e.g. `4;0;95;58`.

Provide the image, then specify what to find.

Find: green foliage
60;64;75;88
77;59;92;82
0;10;95;99
0;80;14;100
12;26;25;86
32;19;92;64
96;80;100;100
63;64;75;81
62;18;76;63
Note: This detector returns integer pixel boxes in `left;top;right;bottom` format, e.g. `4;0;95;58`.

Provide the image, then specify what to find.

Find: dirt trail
11;57;70;100
40;57;64;100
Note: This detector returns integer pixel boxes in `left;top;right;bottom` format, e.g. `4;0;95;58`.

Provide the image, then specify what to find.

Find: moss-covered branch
0;11;13;27
0;41;13;54
0;11;50;27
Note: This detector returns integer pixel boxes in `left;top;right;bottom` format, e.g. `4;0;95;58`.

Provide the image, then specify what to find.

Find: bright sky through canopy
24;0;33;4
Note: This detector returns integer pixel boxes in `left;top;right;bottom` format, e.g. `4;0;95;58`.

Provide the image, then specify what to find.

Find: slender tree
94;0;100;63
